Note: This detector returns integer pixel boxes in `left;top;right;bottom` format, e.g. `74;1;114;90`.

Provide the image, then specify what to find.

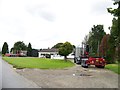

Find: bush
2;54;5;57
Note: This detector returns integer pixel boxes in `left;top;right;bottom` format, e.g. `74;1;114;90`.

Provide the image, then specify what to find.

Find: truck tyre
100;65;105;68
76;60;80;64
95;65;105;68
84;65;88;68
74;58;76;63
82;65;88;68
95;65;99;68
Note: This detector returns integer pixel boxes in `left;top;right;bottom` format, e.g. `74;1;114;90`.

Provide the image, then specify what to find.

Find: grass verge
2;57;75;69
105;64;120;74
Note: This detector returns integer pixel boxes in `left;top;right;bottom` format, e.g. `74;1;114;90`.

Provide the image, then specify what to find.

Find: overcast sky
0;0;117;50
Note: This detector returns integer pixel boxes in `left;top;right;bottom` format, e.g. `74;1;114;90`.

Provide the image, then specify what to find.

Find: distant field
2;57;75;69
105;64;119;74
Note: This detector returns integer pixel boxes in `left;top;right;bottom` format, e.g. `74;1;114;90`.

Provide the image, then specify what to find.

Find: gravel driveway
15;64;119;88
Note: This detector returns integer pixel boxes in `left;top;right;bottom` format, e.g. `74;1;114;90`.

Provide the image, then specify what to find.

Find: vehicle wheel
84;65;88;68
81;65;84;67
100;66;105;68
82;66;88;68
81;64;88;68
74;58;76;63
95;65;100;68
95;65;105;68
76;60;80;64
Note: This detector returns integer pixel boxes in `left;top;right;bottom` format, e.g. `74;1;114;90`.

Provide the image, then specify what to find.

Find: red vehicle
81;57;106;68
74;44;106;68
5;53;20;57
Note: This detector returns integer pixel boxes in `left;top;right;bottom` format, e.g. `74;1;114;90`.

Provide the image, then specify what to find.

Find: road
0;56;39;88
1;57;119;88
16;64;119;88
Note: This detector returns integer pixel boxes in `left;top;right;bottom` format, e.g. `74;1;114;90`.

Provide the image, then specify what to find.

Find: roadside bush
2;54;5;57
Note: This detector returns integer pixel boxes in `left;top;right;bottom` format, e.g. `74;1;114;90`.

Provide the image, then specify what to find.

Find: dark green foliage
13;41;27;54
107;1;120;17
72;45;76;49
52;43;63;49
107;1;120;63
27;43;32;57
107;18;119;63
59;42;73;61
88;25;106;56
31;49;38;57
10;48;14;53
2;42;9;55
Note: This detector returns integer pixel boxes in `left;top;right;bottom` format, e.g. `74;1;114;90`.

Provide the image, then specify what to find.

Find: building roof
39;48;58;52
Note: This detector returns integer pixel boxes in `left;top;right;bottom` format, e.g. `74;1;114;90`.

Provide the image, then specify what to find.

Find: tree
107;1;120;63
31;49;39;57
107;18;118;63
83;35;89;45
59;42;73;61
52;43;63;49
10;47;14;53
99;34;110;57
27;43;32;57
88;25;106;56
2;42;9;55
13;41;27;54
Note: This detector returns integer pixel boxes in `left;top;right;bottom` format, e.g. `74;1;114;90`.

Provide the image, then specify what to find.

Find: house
38;48;74;59
38;48;64;59
20;50;27;56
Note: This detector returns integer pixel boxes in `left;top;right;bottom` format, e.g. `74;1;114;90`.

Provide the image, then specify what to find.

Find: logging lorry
74;44;106;68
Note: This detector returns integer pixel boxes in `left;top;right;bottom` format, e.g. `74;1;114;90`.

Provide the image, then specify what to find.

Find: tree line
2;41;38;57
83;1;120;64
2;41;74;61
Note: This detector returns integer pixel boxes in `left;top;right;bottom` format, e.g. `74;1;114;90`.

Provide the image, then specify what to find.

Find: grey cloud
0;17;26;38
27;5;56;22
40;11;55;21
90;1;112;15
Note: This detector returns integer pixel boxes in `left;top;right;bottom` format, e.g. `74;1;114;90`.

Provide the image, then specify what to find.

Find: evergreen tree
88;25;106;56
107;1;120;63
27;43;32;57
2;42;9;55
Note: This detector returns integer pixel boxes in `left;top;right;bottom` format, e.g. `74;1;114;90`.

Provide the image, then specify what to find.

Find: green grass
2;57;75;69
105;64;120;74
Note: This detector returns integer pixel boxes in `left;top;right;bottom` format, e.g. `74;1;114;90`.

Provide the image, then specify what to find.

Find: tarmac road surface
1;56;119;88
1;56;39;88
16;64;119;88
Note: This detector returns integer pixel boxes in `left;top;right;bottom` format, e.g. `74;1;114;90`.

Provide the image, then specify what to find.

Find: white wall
38;52;74;59
51;55;64;59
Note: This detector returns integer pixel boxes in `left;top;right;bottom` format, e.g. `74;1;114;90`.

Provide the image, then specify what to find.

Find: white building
38;48;74;59
38;48;64;59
